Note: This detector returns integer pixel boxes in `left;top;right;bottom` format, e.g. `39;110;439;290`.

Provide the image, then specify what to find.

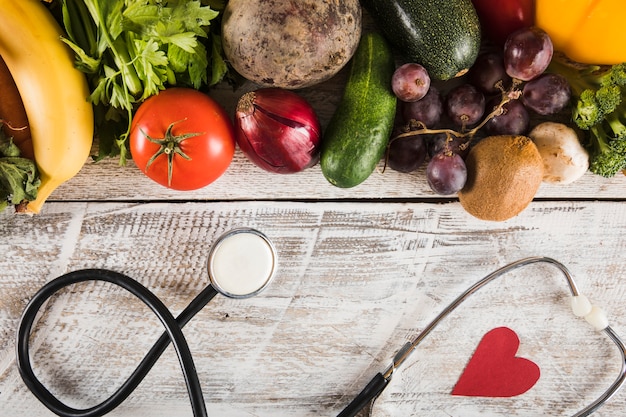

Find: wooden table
2;34;626;417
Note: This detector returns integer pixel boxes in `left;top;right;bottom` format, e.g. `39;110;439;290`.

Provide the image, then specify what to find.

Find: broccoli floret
572;86;622;129
605;63;626;87
596;85;622;115
573;89;603;129
549;58;626;177
606;109;626;138
588;125;626;177
585;99;626;177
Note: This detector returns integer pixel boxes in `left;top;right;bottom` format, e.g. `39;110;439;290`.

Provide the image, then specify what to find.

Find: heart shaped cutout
451;327;540;397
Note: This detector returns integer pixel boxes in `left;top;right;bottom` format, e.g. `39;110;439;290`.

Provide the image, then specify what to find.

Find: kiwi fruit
458;135;544;221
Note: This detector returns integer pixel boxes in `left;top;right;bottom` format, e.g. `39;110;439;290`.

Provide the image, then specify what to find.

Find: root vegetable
458;135;544;221
528;122;589;184
221;0;362;89
234;88;322;173
0;55;32;160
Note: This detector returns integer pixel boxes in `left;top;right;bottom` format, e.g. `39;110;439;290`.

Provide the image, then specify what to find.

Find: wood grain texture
48;145;626;203
1;201;625;416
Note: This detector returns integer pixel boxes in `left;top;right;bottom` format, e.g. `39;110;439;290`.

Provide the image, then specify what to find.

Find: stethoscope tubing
337;256;626;417
15;258;626;417
585;326;626;416
16;268;218;417
386;257;580;378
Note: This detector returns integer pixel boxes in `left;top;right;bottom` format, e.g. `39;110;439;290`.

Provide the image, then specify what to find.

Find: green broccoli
550;59;626;177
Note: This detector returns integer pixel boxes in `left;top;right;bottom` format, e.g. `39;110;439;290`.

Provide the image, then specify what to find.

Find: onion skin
235;88;322;174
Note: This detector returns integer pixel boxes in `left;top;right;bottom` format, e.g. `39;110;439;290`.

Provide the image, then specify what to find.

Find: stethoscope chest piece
16;227;279;417
208;228;277;298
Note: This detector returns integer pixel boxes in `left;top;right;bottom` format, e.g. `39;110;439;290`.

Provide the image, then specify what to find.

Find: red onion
234;88;322;173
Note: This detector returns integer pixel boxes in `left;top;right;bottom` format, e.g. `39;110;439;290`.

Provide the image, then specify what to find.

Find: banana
0;0;94;213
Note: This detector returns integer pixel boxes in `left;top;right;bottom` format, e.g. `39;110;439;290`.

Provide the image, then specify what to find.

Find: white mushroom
528;122;589;184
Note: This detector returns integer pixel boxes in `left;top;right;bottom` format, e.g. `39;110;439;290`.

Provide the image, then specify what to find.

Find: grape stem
390;79;524;150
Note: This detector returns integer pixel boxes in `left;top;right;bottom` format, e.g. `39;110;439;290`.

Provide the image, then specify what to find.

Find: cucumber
361;0;481;80
320;32;397;189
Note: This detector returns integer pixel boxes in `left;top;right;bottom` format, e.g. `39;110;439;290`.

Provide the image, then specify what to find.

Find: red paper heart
451;327;540;397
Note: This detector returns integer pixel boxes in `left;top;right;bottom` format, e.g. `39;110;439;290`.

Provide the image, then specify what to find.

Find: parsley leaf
60;0;225;164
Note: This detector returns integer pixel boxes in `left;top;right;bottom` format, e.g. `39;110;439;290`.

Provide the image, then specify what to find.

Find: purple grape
392;63;431;102
504;27;553;81
401;86;443;127
522;73;571;115
445;84;485;129
484;98;530;135
387;134;427;173
468;52;512;94
426;152;467;195
427;133;470;159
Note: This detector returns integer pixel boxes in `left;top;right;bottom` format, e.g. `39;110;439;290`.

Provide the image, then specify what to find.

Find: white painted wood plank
1;201;625;416
47;147;626;203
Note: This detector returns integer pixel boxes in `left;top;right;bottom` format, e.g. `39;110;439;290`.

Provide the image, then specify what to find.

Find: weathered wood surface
1;201;625;417
49;148;626;202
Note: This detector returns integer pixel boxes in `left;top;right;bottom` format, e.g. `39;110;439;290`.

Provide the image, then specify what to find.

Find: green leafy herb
0;126;40;212
60;0;227;164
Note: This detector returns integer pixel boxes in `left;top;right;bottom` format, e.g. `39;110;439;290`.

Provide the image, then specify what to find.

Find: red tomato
130;88;235;191
471;0;535;45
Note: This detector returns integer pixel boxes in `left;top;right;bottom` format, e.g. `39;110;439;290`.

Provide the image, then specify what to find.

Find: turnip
528;122;589;184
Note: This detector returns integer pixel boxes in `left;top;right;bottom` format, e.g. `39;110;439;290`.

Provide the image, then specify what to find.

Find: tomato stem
142;119;203;187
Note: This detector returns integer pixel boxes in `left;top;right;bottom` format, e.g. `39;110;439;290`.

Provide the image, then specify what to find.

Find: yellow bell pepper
536;0;626;65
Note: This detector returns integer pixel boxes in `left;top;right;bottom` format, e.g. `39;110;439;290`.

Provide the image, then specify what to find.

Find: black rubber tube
16;269;218;417
336;372;389;417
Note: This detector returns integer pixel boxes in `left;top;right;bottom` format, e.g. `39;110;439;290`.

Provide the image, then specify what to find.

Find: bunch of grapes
386;27;571;195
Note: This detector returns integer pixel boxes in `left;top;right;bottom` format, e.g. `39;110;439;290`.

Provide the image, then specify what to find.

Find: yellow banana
0;0;93;213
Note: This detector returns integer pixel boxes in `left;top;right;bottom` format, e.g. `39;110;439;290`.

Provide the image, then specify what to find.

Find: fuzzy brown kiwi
458;135;544;221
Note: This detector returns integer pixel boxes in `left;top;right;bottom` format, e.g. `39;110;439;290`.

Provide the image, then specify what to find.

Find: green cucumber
361;0;481;80
320;32;397;189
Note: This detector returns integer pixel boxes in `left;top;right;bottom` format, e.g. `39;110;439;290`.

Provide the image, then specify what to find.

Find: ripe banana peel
0;0;94;213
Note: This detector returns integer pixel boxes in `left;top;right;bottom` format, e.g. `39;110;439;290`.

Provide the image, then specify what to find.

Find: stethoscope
15;228;626;417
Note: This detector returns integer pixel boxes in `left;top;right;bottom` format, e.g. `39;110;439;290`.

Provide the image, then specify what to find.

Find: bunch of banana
0;0;94;213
